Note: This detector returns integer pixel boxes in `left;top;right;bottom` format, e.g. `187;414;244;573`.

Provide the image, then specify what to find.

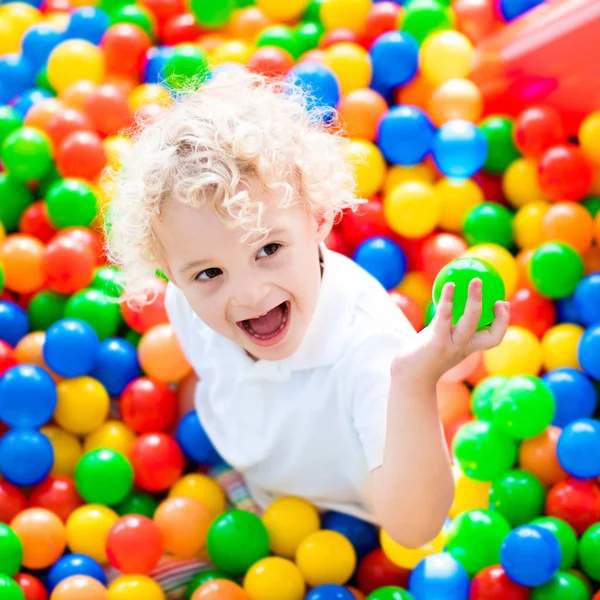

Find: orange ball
227;7;271;42
23;98;64;130
11;508;67;569
541;202;594;253
595;211;600;245
61;81;97;110
518;425;567;487
583;244;600;275
428;78;483;126
0;234;46;293
153;496;212;559
14;331;62;382
515;248;535;291
346;587;366;600
138;324;192;383
394;75;433;111
50;575;108;600
436;381;471;427
192;580;250;600
337;89;388;141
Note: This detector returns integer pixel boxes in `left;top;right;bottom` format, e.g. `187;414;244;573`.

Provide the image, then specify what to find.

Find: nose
229;276;270;312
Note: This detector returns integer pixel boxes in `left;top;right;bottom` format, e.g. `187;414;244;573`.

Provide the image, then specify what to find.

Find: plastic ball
369;31;418;89
0;234;45;294
286;62;339;117
543;368;597;427
432;120;488;178
546;478;600;536
138;324;192;382
408;552;469;600
531;572;591;600
84;421;136;456
66;504;119;564
89;338;140;397
0;481;28;525
574;273;600;326
420;31;473;86
243;556;305;600
247;46;295;78
356;549;410;595
1;126;52;183
449;467;491;518
322;512;378;561
46;179;98;229
380;527;446;570
322;42;371;95
14;573;47;600
0;575;25;600
320;0;371;33
55;376;109;435
169;474;226;519
130;432;184;492
353;237;407;290
389;291;424;331
579;110;600;164
531;517;578;572
65;288;121;340
0;173;33;234
343;139;386;198
39;426;81;477
0;364;56;428
115;490;158;519
529;242;584;299
64;6;109;44
0;300;29;347
503;157;547;208
83;83;133;137
483;325;542;376
508;287;555;338
176;410;222;465
538;144;593;202
191;580;248;600
120;377;177;434
542;323;583;371
489;469;545;527
0;429;53;486
469;565;529;600
0;53;35;106
0;523;23;577
20;200;57;244
500;524;561;587
101;23;152;78
513;201;550;250
56;131;106;181
428;78;483;127
518;426;566;487
541;202;593;254
47;39;105;94
514;105;565;160
384;182;440;239
400;0;453;45
579;523;600;582
49;575;107;600
305;585;356;600
436;177;483;233
29;475;83;523
120;278;168;333
579;324;600;380
556;418;600;479
463;203;513;248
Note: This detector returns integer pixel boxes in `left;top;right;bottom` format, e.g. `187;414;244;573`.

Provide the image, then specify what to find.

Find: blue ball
0;429;54;486
432;120;488;178
12;88;54;120
176;410;222;466
542;368;597;427
2;0;44;6
555;295;583;325
64;7;110;45
48;554;107;590
305;584;355;600
22;23;65;70
370;31;419;88
90;338;141;397
557;418;600;479
287;63;340;114
377;105;435;165
499;0;544;21
353;236;407;291
322;511;378;560
500;525;561;587
143;46;173;84
0;301;29;347
409;553;470;600
0;364;57;429
578;324;600;380
43;318;100;378
0;53;35;105
574;273;600;326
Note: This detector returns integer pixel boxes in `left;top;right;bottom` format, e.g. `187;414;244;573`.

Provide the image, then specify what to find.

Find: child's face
155;179;332;361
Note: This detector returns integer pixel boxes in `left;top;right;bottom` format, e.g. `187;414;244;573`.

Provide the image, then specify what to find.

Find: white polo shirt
165;246;416;523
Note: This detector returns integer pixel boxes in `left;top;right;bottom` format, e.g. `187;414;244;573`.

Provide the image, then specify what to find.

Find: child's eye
195;267;222;281
257;243;281;258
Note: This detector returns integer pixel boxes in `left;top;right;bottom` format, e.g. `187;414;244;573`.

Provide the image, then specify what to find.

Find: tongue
246;304;284;336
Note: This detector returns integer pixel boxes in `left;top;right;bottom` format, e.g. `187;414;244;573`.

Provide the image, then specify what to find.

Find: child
106;68;509;592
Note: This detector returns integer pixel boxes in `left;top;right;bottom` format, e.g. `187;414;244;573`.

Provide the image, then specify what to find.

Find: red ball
29;476;84;522
538;144;594;202
513;105;566;160
14;573;48;600
140;0;184;26
130;433;185;492
120;278;168;333
41;0;70;11
102;23;153;78
546;478;600;536
389;291;424;331
508;288;556;338
325;228;349;256
0;479;28;523
356;549;410;595
43;236;96;294
420;233;468;283
120;377;178;434
106;515;164;574
45;108;93;149
84;84;133;137
472;173;505;205
320;28;360;49
359;2;402;49
57;131;107;181
247;47;295;78
160;12;203;45
19;201;57;244
340;201;394;252
0;340;18;377
55;227;106;265
469;565;530;600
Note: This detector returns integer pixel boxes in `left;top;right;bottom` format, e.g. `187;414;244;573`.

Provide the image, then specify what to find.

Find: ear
315;211;334;245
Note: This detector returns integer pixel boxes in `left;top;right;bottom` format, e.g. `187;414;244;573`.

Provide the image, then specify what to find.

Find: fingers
453;278;483;348
470;301;511;351
431;282;454;337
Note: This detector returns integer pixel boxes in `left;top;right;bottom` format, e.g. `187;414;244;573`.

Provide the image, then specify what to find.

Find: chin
246;335;301;361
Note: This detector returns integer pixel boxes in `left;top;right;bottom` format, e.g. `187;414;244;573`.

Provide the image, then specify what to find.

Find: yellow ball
449;466;491;519
436;177;483;232
108;575;165;600
295;530;356;587
384;164;435;195
210;40;252;66
169;473;227;518
40;425;82;478
503;158;547;208
103;136;133;171
66;504;119;564
0;16;22;54
54;376;110;436
384;181;441;238
579;111;600;165
129;84;171;111
262;496;320;559
0;3;41;33
322;43;372;95
47;39;105;95
396;271;432;308
428;78;483;126
70;0;99;7
380;526;447;569
483;325;543;376
343;139;386;198
255;0;310;21
244;557;306;600
420;31;473;86
541;324;584;371
84;420;137;456
321;0;372;33
513;201;550;250
462;243;518;298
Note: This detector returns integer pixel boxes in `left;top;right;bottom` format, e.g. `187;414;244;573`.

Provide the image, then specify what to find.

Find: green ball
186;570;236;600
531;572;591;600
190;0;235;28
531;517;578;571
92;266;124;298
100;0;130;14
0;107;22;147
75;448;134;506
446;508;511;576
1;126;53;182
124;329;142;348
35;68;56;94
116;491;159;518
479;116;521;173
295;21;324;55
471;376;508;421
424;301;436;326
65;288;122;339
401;0;453;45
463;203;514;248
257;25;300;59
110;5;155;38
582;195;600;218
303;0;324;24
432;257;505;329
529;242;584;299
492;376;555;440
0;173;33;232
0;524;23;577
46;178;98;229
164;44;210;89
367;588;415;600
0;575;24;600
578;523;600;581
28;290;68;331
37;165;62;199
207;509;270;575
489;469;545;527
452;420;517;481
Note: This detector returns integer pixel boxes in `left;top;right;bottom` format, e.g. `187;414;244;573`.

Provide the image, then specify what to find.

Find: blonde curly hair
104;66;362;304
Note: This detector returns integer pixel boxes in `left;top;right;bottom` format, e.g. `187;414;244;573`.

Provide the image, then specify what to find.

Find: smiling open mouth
237;301;291;346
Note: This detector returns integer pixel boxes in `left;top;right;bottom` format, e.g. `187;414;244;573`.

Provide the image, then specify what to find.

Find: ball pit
0;0;599;598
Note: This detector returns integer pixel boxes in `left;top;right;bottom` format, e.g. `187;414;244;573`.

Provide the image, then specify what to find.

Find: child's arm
371;278;510;548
